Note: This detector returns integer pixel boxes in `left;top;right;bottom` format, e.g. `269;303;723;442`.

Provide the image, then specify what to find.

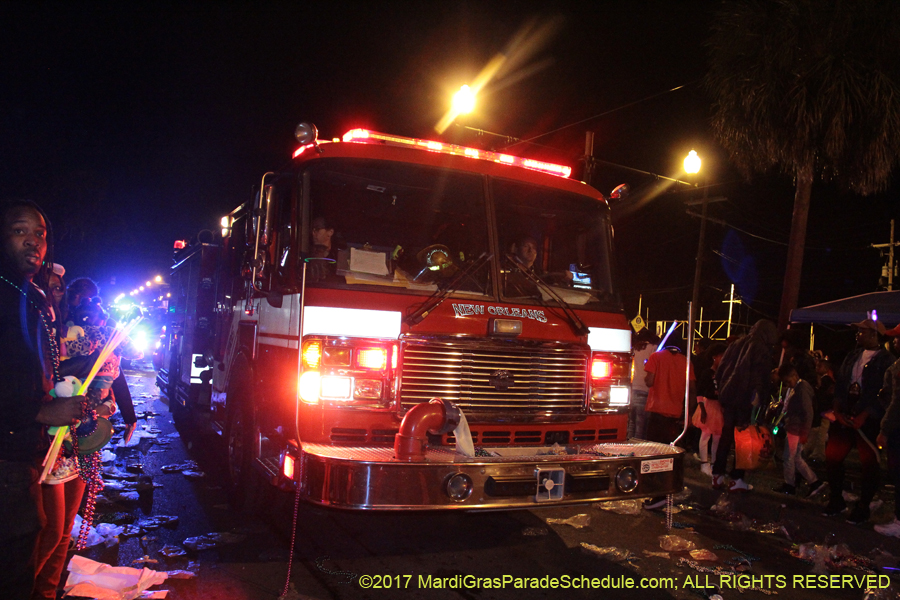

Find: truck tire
171;396;192;432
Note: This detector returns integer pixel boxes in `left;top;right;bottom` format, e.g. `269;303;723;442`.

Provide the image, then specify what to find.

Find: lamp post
686;150;707;335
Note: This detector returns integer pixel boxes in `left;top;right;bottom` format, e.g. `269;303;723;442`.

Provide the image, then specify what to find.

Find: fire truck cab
156;124;683;510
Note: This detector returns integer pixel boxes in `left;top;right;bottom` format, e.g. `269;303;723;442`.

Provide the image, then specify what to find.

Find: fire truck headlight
589;388;609;409
615;466;638;493
320;376;352;400
609;386;630;407
298;372;321;404
354;379;383;400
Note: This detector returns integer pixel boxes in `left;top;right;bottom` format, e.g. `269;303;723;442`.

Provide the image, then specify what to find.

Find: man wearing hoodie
712;319;778;492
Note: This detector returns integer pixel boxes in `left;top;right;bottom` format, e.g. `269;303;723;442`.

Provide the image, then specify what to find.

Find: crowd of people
630;316;900;536
0;200;140;599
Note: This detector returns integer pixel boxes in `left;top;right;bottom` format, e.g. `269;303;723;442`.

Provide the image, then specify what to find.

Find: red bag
734;424;774;470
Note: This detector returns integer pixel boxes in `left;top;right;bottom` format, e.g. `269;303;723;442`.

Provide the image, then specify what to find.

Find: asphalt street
67;362;900;600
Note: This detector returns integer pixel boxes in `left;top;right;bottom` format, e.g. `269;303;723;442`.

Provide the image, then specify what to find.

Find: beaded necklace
0;273;60;382
0;273;104;548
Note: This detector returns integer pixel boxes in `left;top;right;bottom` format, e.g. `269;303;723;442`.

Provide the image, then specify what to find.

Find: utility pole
872;219;898;290
685;195;727;327
582;131;595;186
690;185;709;327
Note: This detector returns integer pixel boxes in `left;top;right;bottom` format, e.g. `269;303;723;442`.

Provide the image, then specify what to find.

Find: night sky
1;2;897;333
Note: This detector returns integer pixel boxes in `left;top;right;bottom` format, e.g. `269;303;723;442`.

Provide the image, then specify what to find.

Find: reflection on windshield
494;178;617;309
306;159;491;296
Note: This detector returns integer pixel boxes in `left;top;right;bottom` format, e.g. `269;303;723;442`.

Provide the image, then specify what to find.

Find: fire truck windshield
494;178;617;309
304;159;619;311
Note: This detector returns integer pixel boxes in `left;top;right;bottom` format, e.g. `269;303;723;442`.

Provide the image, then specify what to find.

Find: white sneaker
874;517;900;538
643;496;668;510
700;463;712;476
729;478;753;492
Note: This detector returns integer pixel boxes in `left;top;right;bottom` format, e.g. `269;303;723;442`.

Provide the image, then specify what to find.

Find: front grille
596;428;619;441
398;339;588;414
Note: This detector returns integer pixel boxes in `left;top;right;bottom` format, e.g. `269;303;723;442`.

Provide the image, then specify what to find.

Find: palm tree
705;0;900;329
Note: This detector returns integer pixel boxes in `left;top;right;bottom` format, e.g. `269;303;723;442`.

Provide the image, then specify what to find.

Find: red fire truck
156;124;683;510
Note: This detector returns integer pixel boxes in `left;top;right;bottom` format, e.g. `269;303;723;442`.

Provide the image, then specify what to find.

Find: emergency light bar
340;129;572;178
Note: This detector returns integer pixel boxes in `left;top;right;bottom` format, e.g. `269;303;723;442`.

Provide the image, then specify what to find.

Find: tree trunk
778;166;813;331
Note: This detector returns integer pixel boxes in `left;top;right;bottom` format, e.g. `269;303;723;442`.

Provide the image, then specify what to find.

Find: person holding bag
711;319;778;492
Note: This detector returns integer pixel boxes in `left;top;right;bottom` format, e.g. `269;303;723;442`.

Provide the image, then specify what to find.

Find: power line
686;209;789;246
499;81;697;150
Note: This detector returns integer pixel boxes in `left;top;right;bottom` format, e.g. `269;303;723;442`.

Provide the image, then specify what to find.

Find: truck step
255;456;281;482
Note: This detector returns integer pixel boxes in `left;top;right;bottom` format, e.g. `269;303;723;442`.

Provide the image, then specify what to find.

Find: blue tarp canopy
790;291;900;326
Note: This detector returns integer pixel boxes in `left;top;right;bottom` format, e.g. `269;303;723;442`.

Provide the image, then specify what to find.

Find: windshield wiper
405;252;492;326
503;254;590;337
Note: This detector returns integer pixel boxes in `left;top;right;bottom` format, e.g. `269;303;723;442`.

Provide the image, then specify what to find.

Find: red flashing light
282;454;295;480
340;129;572;178
173;240;186;249
292;143;314;159
591;357;612;380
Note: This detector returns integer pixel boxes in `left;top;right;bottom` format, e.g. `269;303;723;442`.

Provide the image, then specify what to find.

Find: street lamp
436;84;479;134
452;85;476;115
154;275;163;283
684;150;701;174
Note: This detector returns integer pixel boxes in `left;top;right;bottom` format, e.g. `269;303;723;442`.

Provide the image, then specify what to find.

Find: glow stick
858;428;880;458
657;320;678;351
76;318;142;394
39;317;142;483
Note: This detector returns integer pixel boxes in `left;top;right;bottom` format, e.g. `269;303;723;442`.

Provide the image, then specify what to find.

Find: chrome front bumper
292;441;683;510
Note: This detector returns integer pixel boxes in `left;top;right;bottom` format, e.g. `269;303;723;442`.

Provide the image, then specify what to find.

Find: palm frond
705;0;900;194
